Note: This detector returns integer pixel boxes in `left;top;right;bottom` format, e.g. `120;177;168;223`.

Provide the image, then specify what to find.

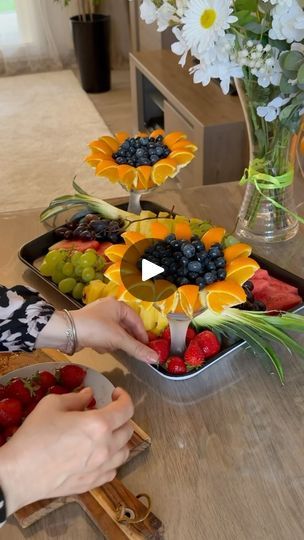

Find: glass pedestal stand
167;310;204;355
123;187;157;215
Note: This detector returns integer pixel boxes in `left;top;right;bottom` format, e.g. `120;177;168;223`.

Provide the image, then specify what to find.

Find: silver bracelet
63;310;78;355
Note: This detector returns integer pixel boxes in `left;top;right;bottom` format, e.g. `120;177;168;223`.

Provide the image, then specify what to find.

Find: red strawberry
0;399;23;427
0;385;7;400
161;326;197;345
194;331;220;359
58;365;86;390
87;397;96;410
162;327;171;341
184;342;205;367
33;385;46;403
23;401;37;418
167;357;187;374
147;331;158;342
148;339;170;364
48;385;69;395
0;432;6;447
35;370;57;390
6;378;32;406
3;425;18;441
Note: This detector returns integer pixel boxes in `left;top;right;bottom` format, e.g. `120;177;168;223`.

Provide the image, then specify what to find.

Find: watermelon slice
50;239;100;252
96;242;113;259
251;268;302;311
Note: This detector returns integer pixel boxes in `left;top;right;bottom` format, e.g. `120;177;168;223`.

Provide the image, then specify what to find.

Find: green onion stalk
194;308;304;384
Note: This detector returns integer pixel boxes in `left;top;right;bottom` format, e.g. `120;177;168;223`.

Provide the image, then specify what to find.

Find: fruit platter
19;179;304;382
0;363;113;447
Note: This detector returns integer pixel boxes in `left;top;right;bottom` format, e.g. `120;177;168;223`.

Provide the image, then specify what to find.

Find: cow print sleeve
0;285;55;352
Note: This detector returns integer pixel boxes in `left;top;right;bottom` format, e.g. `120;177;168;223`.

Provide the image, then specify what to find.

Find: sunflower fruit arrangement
85;129;197;191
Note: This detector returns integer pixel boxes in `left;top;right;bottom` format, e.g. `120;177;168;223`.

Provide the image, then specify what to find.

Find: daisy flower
182;0;237;55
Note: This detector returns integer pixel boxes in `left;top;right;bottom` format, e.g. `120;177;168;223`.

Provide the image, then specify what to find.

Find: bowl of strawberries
0;363;114;447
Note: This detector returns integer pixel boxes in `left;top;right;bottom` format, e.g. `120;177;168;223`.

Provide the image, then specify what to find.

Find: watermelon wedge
50;239;100;252
251;269;302;311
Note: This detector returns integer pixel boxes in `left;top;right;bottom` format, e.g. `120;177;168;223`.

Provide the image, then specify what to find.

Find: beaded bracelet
0;486;7;527
63;310;78;355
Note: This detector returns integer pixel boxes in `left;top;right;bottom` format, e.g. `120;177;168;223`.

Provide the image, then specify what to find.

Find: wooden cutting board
0;350;164;539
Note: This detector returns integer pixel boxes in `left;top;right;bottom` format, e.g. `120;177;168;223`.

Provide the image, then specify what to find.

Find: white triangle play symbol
142;259;164;282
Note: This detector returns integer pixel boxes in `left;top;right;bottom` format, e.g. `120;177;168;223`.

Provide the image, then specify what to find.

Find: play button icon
142;259;164;282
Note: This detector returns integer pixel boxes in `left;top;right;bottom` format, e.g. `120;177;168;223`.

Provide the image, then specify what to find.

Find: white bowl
0;362;114;408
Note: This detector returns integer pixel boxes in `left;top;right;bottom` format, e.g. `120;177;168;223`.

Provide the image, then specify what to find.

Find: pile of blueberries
138;234;227;289
112;135;171;167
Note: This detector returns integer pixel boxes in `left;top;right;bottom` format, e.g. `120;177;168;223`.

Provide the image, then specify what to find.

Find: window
0;0;21;45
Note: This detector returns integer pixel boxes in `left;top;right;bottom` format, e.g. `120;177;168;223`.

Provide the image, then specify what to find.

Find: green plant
54;0;104;21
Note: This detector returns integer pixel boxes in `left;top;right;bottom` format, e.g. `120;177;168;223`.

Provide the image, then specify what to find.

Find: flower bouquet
84;129;197;214
139;0;304;242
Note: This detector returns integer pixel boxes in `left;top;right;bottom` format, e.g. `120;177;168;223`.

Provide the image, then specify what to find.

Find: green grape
74;265;83;278
45;250;61;265
58;278;77;293
40;261;52;277
62;262;74;277
55;260;65;272
72;282;84;300
95;256;105;271
71;251;82;266
80;251;97;267
82;267;96;282
95;272;104;281
52;269;65;284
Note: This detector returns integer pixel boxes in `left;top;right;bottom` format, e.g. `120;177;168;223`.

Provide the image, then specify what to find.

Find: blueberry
208;247;222;259
195;277;206;289
116;157;127;165
188;272;199;280
188;261;202;273
204;272;217;285
181;243;196;258
177;266;187;276
149;137;155;142
176;277;190;286
171;240;182;250
165;234;176;243
140;137;149;145
180;256;189;266
173;251;183;260
121;141;130;150
156;135;163;142
148;142;156;149
138;158;151;165
197;252;208;263
217;269;227;281
206;261;216;271
150;155;160;164
192;240;205;252
129;146;136;155
135;148;145;158
162;256;174;266
215;257;226;268
169;262;178;272
155;146;164;156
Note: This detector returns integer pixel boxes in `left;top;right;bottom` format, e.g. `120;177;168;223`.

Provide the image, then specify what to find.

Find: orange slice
115;131;129;145
151;158;177;185
104;244;129;263
163;131;187;149
96;161;119;182
137;165;152;190
88;139;113;156
226;257;260;285
119;287;153;310
150;129;165;139
204;280;246;313
169;150;195;167
150;222;170;239
104;262;133;286
176;285;200;318
202;227;226;250
224;243;252;263
121;231;146;246
155;288;179;314
174;221;192;240
118;165;138;189
84;151;107;166
99;136;119;153
172;140;198;153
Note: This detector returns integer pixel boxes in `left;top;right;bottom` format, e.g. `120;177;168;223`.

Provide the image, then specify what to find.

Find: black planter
71;14;111;93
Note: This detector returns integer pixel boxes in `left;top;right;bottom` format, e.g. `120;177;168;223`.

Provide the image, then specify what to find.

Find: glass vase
235;78;299;243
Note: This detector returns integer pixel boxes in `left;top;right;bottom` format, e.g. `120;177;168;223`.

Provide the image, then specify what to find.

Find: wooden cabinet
130;50;249;187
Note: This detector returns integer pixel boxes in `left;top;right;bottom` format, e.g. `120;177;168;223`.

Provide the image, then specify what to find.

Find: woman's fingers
116;329;158;364
119;302;148;344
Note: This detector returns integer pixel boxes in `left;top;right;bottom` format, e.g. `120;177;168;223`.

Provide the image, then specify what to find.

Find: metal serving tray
19;201;304;381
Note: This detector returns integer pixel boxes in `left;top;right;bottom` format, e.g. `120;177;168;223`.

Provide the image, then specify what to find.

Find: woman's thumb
59;387;93;411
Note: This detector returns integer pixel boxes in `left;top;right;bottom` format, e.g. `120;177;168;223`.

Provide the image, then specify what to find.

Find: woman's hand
0;387;134;516
36;297;158;364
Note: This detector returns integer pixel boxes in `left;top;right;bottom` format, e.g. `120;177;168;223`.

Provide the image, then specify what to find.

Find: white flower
257;96;291;122
140;0;157;25
182;0;237;55
171;26;190;67
176;0;188;18
252;48;281;88
156;2;177;31
269;1;304;43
